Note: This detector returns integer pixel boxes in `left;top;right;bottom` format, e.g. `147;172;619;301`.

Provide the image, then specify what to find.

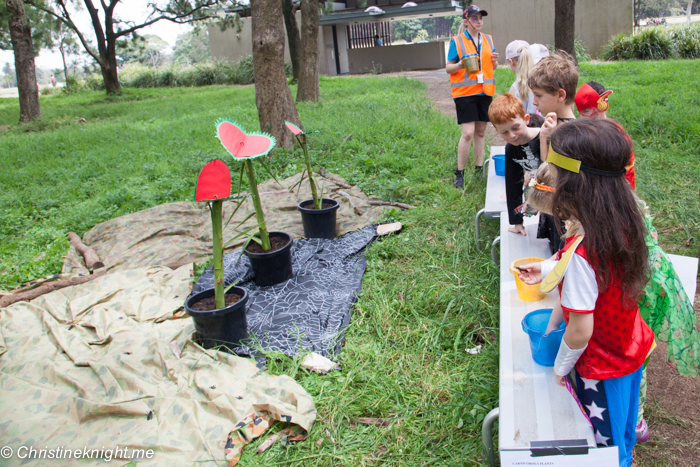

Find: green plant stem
211;200;225;309
244;159;271;251
300;135;321;209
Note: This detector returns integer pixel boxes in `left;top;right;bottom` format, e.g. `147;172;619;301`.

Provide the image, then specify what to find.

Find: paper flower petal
216;119;276;160
194;160;232;202
285;121;304;135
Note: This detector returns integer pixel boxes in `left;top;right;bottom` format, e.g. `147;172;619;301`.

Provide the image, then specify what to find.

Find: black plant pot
244;231;294;287
185;286;249;352
297;198;340;239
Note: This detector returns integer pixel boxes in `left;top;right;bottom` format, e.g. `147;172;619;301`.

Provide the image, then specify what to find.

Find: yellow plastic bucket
509;257;546;302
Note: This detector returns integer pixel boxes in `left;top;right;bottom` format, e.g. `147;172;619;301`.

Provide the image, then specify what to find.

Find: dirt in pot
246;235;289;254
190;293;243;311
302;201;336;210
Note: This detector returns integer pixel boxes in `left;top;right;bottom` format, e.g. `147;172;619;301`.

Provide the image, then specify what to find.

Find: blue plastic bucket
493;154;505;176
521;309;566;367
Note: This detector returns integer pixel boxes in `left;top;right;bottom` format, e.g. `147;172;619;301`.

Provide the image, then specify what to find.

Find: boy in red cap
575;81;636;189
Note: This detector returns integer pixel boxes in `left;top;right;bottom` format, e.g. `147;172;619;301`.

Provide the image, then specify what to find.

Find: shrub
545;38;591;63
234;55;255;85
602;24;698;61
574;38;591;62
40;86;60;96
632;27;674;59
85;74;105;91
667;23;700;59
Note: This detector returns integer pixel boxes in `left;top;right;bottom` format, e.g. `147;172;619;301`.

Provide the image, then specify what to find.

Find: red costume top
558;235;653;379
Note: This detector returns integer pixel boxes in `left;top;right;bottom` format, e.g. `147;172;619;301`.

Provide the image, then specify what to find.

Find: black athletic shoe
454;169;464;189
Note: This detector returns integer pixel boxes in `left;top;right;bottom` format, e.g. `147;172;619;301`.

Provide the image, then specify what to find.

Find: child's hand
491;52;499;67
508;224;527;236
555;374;566;387
540;112;558;141
517;263;542;284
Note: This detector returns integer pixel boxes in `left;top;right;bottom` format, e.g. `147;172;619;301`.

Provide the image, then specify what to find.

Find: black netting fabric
191;225;379;358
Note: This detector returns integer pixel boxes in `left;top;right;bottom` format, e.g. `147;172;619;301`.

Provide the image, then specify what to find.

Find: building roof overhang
320;0;462;25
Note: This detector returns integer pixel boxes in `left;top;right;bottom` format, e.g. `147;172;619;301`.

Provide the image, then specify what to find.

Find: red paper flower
194;160;232;202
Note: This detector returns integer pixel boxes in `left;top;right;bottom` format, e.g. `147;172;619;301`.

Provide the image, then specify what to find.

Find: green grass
1;60;699;466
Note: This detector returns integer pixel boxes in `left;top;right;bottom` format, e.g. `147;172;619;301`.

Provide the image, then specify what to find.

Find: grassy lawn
1;59;699;466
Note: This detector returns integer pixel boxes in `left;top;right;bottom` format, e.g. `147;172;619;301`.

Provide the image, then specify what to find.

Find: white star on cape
594;429;611;446
580;377;600;392
585;401;607;420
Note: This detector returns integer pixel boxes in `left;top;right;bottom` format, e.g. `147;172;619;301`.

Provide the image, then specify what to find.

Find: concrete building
208;0;632;76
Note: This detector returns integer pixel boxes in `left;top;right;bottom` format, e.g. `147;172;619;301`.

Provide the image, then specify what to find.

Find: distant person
445;4;498;188
50;74;57;87
373;35;384;47
505;40;549;114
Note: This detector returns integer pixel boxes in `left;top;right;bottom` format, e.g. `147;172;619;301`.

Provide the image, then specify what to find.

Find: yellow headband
546;144;626;177
546;145;581;173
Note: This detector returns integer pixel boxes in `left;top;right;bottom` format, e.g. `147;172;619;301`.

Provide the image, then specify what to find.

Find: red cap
575;83;613;113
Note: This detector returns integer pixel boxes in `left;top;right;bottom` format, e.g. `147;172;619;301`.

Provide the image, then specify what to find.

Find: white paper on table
500;446;618;466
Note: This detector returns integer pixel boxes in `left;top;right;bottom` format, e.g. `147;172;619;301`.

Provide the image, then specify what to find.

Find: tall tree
282;0;301;83
6;0;41;122
173;28;211;65
251;0;300;147
296;0;319;101
27;0;230;94
554;0;576;65
54;27;78;87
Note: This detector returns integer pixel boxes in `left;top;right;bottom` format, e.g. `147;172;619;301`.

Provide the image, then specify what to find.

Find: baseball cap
575;82;613;113
463;5;488;19
505;40;530;60
530;43;550;63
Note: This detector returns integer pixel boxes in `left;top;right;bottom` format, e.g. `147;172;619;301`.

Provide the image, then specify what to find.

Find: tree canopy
172;28;211;65
24;0;238;93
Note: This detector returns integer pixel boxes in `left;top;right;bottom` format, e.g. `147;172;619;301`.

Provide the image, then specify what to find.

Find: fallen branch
0;271;106;308
367;200;417;210
67;232;105;270
256;427;292;454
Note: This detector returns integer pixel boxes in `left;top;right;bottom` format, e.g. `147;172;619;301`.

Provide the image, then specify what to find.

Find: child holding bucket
517;119;654;467
528;161;700;444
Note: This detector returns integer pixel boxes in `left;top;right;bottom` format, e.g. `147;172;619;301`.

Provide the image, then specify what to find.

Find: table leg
491;236;500;264
475;209;485;246
482;407;500;467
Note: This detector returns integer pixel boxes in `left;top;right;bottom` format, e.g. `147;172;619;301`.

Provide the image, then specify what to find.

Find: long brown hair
549;119;649;302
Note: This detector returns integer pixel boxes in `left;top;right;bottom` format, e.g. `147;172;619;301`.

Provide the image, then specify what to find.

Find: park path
400;68;700;467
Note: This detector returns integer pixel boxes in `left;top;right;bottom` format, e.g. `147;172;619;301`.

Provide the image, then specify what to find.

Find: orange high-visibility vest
450;31;496;98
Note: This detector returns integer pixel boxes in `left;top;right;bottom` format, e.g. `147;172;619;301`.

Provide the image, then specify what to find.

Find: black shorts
455;95;493;124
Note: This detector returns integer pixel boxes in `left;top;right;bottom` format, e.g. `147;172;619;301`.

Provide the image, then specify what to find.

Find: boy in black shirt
488;93;542;236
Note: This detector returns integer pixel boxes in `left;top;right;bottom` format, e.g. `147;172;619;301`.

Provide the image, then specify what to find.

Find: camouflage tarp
0;265;316;466
63;170;388;275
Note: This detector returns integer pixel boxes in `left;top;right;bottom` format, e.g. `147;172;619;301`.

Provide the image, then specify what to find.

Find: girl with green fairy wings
527;160;700;445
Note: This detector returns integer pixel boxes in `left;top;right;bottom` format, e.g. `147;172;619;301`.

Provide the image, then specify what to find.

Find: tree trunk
59;42;69;89
687;0;693;22
554;0;576;65
282;0;301;83
296;0;320;102
251;0;300;148
7;0;41;122
100;25;121;93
